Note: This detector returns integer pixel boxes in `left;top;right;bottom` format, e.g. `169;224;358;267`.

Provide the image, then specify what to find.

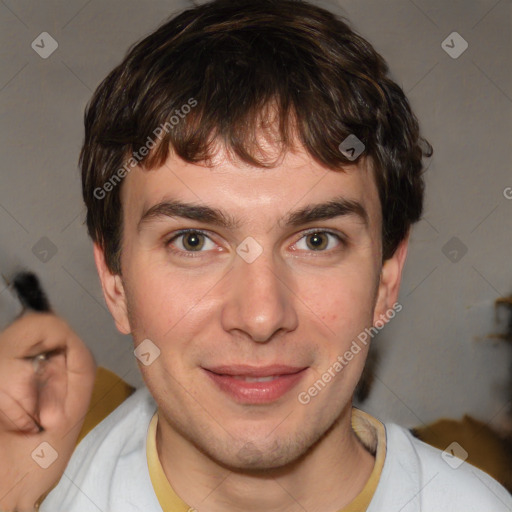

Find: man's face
96;142;406;470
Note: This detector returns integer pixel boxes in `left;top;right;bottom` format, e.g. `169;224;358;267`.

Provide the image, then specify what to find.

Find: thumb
37;331;96;434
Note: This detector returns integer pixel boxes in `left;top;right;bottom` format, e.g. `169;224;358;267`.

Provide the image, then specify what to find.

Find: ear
373;232;409;325
93;243;131;335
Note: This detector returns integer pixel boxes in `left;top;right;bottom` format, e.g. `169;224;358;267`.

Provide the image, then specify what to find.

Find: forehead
120;146;382;231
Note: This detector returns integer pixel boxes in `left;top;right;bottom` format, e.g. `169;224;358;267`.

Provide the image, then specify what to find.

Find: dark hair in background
81;0;432;275
10;272;51;312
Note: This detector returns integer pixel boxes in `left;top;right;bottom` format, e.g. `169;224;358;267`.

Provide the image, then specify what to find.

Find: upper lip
204;365;307;377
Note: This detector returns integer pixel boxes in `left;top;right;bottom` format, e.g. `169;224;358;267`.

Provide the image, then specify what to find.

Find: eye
293;230;345;252
166;230;217;253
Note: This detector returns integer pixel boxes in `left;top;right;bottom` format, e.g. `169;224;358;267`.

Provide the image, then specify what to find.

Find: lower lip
203;369;307;404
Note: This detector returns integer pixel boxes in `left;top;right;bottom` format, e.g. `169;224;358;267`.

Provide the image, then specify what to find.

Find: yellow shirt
146;408;386;512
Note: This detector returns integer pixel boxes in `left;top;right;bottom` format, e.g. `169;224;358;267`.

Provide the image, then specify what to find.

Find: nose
220;250;298;343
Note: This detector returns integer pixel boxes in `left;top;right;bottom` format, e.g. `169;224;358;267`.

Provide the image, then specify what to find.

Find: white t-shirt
40;386;512;512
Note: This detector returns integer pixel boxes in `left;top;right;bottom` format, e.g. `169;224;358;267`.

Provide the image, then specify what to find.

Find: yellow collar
146;407;386;511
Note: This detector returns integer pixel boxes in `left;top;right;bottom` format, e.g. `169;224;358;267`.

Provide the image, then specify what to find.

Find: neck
156;404;375;512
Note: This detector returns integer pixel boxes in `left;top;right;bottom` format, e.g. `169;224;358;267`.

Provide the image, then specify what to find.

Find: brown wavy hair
80;0;432;275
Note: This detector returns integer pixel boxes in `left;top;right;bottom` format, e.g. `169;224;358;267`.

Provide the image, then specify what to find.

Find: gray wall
0;0;510;430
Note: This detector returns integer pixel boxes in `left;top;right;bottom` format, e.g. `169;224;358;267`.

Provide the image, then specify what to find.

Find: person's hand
0;312;96;512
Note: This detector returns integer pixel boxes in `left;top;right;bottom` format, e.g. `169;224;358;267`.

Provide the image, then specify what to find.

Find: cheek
125;264;222;368
124;258;196;331
298;265;379;335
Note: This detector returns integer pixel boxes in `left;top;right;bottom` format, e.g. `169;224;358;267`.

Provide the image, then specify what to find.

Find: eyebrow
137;201;241;232
283;196;369;228
137;196;369;233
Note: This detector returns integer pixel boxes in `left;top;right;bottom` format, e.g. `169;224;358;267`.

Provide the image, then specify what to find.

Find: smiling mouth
203;366;308;404
231;375;281;382
204;364;307;377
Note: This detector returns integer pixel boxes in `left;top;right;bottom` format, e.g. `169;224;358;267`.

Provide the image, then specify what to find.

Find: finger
0;312;66;360
0;312;97;433
0;389;40;433
37;356;68;429
0;357;45;427
39;336;96;433
64;331;97;419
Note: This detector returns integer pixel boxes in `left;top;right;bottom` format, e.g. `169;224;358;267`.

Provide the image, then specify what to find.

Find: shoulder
76;365;137;445
371;422;512;512
40;386;161;512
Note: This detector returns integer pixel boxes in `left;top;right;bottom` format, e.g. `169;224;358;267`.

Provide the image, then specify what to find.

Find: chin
204;428;321;473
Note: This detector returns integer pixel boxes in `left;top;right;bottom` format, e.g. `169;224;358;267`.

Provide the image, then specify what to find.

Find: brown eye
294;230;345;253
166;230;217;254
181;232;205;251
305;232;329;251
